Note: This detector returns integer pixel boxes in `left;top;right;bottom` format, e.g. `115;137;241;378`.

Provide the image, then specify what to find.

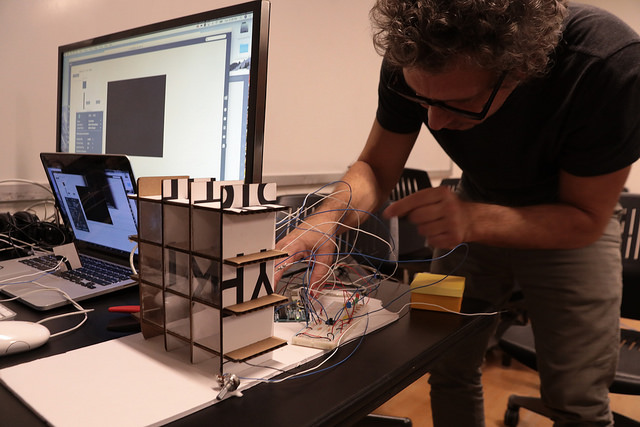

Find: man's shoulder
565;3;640;59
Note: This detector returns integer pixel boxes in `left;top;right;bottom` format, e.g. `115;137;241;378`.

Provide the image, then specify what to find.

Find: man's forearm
467;201;615;249
300;160;388;237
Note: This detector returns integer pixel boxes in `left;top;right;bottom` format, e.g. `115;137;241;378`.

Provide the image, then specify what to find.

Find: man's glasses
386;70;507;120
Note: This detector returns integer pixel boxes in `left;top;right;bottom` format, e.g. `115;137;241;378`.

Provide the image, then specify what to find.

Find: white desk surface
0;299;397;427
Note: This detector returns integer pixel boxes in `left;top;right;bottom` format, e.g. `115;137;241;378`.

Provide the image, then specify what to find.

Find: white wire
249;287;497;384
278;186;396;271
0;233;55;255
0;282;93;337
264;315;367;384
0;257;66;284
262;183;490;383
129;243;138;275
278;220;343;287
277;183;401;327
279;215;398;290
36;307;94;338
0;179;54;196
0;257;93;337
0;238;31;253
292;216;394;258
394;301;501;317
277;188;353;248
31;282;92;338
262;300;498;384
269;183;476;384
275;190;344;235
280;215;391;266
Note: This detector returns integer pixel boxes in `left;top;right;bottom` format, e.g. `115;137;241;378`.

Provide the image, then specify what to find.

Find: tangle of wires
274;183;399;330
0;256;94;336
237;186;487;385
0;211;70;261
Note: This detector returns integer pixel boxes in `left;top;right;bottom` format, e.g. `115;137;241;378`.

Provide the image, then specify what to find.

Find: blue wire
351;242;470;320
275;187;469;341
241;243;469;384
275;180;353;242
240;312;370;383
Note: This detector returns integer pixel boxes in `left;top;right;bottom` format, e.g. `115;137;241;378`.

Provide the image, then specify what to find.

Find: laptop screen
40;153;138;257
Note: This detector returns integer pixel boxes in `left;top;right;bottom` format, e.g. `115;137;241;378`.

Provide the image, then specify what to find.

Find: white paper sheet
0;299;398;427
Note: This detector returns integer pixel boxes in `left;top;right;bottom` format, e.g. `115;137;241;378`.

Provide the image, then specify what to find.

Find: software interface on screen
59;11;256;181
46;167;138;254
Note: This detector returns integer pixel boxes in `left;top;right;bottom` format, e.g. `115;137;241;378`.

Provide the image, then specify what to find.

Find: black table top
0;282;493;427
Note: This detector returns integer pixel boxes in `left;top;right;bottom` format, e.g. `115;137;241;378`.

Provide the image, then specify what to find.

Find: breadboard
291;299;369;350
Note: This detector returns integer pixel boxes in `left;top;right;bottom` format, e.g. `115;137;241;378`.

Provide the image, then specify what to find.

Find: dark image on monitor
106;75;167;158
56;0;270;183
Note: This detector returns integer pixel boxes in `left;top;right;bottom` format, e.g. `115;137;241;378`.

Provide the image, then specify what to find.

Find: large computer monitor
56;0;270;184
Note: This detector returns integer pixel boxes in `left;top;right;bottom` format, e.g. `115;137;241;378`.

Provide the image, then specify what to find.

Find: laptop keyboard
20;254;132;289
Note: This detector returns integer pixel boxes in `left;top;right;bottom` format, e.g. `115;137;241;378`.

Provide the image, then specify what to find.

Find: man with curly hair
276;1;640;425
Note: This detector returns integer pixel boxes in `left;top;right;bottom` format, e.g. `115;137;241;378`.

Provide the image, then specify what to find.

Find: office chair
390;168;432;202
620;193;640;321
278;168;430;270
389;168;434;283
498;192;640;426
439;177;461;191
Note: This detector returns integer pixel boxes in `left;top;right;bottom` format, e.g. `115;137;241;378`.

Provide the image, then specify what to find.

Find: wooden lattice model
130;176;289;378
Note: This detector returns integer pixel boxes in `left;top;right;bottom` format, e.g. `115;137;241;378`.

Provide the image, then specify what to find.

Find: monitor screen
56;0;270;184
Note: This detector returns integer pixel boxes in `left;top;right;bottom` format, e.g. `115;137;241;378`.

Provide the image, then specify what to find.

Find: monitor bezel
55;0;270;184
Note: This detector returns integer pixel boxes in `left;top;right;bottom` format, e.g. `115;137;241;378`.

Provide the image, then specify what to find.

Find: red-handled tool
108;305;140;313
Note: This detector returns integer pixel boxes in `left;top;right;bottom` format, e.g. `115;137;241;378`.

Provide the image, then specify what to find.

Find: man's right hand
274;226;338;290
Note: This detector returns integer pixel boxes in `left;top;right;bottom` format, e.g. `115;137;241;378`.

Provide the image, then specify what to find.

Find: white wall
0;0;450;195
0;0;639;197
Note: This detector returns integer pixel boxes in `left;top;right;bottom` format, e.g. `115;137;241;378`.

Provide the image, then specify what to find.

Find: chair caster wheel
504;407;519;426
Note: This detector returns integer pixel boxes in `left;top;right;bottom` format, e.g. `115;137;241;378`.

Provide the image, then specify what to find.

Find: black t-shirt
376;3;640;206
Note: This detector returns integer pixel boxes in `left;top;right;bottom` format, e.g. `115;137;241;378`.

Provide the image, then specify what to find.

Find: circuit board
291;299;369;350
274;300;308;322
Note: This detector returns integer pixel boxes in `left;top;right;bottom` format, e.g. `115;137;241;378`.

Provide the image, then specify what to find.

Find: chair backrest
618;192;640;320
390;168;432;201
339;200;398;265
439;177;461;190
389;169;433;258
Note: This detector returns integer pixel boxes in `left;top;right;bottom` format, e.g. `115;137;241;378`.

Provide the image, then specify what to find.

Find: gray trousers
428;214;622;427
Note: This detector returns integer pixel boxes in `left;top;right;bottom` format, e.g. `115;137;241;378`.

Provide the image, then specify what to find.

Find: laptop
0;153;139;310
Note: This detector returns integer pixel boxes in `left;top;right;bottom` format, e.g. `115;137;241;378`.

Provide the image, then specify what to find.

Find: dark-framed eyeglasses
386;70;507;121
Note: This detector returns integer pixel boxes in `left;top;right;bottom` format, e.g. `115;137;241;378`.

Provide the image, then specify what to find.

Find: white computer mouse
0;321;50;356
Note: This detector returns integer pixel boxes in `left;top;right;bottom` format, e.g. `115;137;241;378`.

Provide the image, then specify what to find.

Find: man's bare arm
274;120;418;281
384;167;630;249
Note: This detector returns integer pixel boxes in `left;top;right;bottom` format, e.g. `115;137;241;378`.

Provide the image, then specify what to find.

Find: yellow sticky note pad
409;273;465;313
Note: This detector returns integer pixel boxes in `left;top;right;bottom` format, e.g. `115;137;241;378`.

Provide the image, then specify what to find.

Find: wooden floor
371;345;640;427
